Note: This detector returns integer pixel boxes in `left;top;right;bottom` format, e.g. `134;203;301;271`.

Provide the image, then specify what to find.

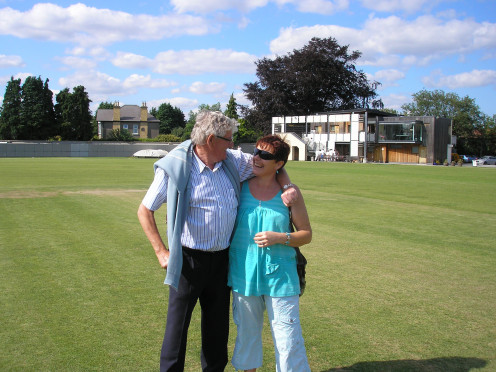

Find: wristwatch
283;183;294;190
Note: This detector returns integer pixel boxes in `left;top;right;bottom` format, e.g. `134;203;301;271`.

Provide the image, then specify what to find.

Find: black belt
182;246;228;254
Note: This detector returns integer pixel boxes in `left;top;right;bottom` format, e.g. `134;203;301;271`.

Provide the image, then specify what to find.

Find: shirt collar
193;150;223;173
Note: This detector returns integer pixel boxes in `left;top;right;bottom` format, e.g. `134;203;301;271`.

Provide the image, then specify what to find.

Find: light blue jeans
231;292;311;372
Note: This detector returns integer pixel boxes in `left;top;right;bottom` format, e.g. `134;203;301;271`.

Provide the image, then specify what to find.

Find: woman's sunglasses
253;148;276;160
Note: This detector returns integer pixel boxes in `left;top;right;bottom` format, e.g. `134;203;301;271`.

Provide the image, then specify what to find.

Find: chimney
140;101;148;122
113;101;120;121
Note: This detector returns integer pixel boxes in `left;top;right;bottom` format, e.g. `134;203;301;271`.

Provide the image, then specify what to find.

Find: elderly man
137;111;296;372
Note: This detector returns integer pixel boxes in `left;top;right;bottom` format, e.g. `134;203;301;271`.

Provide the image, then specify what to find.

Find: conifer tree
0;77;22;139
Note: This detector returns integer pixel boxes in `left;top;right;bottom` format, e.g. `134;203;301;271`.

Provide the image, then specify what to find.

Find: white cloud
171;0;348;14
147;97;200;113
270;15;496;68
367;69;406;88
168;97;201;112
171;0;269;14
59;71;122;95
238;16;251;29
422;69;496;89
123;74;176;89
291;0;349;14
154;49;257;74
58;56;98;70
58;71;175;96
0;3;214;47
189;81;226;94
112;53;153;69
0;54;24;68
113;49;257;75
380;93;411;110
359;0;440;13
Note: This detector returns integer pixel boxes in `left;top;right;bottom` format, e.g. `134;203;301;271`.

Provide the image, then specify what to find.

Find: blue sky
1;0;495;117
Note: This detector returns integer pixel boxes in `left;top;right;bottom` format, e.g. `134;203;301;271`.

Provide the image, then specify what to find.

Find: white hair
190;111;238;145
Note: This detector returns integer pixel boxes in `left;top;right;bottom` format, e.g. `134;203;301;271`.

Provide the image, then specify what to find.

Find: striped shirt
142;149;253;251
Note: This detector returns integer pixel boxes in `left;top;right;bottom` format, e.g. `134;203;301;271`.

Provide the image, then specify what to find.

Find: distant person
228;134;312;372
137;111;297;372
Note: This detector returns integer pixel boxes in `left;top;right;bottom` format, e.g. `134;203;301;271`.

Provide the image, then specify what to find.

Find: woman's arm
287;189;312;247
253;188;312;248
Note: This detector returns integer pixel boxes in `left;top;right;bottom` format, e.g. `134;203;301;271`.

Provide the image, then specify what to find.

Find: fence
0;141;179;158
0;141;257;158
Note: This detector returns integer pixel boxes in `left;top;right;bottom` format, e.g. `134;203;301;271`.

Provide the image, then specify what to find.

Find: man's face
211;131;233;162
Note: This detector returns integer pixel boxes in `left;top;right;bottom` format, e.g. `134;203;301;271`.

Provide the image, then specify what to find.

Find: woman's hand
254;231;284;247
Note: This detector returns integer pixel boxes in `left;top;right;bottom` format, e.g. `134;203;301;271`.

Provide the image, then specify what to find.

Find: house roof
96;105;160;122
312;108;398;117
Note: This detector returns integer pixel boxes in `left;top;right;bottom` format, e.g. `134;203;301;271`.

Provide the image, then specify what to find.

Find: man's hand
281;185;299;207
157;250;170;269
138;203;170;270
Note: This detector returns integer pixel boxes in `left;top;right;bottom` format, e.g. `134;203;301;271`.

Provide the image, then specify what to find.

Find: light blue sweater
154;140;241;290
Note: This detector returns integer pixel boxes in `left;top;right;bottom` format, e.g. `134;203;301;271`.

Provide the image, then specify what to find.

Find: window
123;124;129;130
133;124;139;135
335;121;350;133
378;121;423;142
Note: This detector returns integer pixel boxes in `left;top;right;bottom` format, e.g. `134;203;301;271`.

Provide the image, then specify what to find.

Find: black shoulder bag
289;207;307;296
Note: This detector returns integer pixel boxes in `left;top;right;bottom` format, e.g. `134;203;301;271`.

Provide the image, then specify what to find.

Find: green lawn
1;158;495;371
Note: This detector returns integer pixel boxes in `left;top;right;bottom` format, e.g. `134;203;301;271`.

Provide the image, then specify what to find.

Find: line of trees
1;36;494;154
0;76;92;141
400;89;496;156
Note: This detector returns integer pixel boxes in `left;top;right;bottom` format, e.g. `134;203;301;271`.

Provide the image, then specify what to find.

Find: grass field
1;158;495;371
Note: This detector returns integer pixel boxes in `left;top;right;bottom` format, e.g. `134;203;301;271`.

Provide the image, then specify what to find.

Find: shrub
48;135;62;142
155;134;181;142
171;127;184;138
107;129;134;141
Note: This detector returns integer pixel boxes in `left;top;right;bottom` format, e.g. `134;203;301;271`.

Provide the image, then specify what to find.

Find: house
272;109;453;164
96;102;160;139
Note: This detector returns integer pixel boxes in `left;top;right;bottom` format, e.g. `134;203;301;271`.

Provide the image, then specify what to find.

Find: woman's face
252;145;283;176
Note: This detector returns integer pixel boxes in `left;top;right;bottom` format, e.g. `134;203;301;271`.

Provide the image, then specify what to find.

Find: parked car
461;154;478;163
479;155;496;165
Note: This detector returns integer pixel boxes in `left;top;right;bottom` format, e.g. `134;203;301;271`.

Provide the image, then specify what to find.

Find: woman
228;135;312;372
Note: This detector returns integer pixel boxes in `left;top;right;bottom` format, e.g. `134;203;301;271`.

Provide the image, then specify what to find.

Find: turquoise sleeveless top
228;181;300;297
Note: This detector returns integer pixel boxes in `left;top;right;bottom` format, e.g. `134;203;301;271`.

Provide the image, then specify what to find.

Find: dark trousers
160;247;230;372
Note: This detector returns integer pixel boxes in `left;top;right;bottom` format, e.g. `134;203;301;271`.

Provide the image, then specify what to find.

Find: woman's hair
256;134;291;167
190;111;238;145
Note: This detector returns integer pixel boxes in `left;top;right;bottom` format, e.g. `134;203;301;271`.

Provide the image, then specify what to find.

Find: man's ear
206;134;215;146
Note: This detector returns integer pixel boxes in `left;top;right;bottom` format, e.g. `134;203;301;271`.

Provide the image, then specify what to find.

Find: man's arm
137;203;169;269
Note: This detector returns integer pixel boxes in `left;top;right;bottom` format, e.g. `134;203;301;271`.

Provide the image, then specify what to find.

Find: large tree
0;77;22;139
243;37;383;133
154;103;186;134
401;89;494;155
55;85;92;140
19;76;56;140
